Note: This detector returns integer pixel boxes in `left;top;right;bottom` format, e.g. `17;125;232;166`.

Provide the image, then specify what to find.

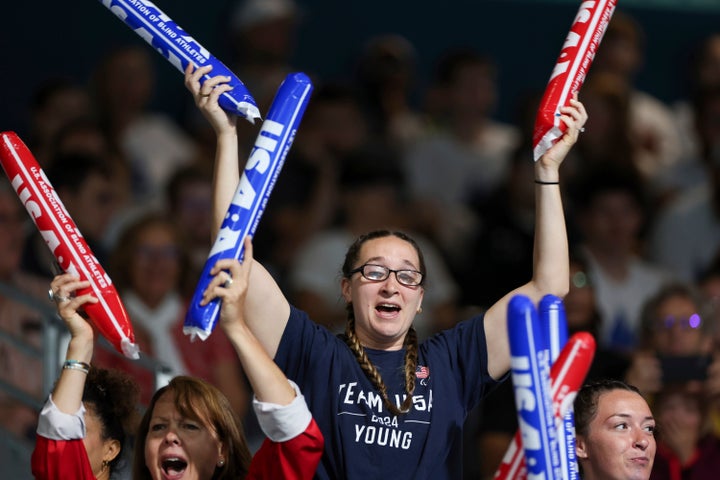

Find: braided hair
341;230;425;416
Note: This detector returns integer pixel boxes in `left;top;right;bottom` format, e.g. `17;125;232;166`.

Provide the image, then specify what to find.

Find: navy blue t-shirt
273;306;500;479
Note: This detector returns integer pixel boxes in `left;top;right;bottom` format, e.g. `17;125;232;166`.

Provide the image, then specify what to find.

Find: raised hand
184;63;238;135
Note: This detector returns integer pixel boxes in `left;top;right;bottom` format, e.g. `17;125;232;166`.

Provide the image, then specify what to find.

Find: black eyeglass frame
348;263;424;287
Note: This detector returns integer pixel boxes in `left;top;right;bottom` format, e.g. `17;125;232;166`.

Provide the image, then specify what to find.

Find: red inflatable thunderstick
0;131;138;359
494;332;596;480
533;0;616;161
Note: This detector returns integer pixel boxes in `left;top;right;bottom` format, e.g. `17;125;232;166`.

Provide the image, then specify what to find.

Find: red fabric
247;418;324;480
31;418;323;480
651;435;720;480
170;313;238;382
31;436;96;480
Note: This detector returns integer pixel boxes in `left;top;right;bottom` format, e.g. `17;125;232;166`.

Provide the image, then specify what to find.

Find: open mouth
162;457;187;478
376;303;400;314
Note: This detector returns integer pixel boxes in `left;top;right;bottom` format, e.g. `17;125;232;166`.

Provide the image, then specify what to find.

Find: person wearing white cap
226;0;302;117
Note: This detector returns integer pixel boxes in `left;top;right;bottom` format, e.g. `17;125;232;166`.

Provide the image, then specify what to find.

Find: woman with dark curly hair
35;237;323;480
31;275;140;480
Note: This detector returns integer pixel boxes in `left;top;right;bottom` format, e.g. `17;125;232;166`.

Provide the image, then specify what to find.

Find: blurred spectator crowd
4;2;720;478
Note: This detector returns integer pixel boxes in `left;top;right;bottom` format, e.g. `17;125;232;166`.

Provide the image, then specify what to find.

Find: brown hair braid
344;318;418;416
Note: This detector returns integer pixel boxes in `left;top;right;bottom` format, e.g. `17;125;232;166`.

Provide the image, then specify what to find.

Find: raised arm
33;277;129;480
207;238;323;475
186;65;290;357
207;237;295;405
483;95;587;379
47;275;98;413
184;63;240;235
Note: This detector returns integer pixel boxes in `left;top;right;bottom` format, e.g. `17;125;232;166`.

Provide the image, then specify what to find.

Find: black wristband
534;179;559;185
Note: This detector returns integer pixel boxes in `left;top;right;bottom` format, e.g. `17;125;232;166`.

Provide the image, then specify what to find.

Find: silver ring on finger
48;289;69;303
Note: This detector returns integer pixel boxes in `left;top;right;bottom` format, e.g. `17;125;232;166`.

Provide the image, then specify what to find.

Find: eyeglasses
349;263;424;287
655;314;702;330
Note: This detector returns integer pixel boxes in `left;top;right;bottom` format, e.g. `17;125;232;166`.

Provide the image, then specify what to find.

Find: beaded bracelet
534;179;560;185
63;360;91;374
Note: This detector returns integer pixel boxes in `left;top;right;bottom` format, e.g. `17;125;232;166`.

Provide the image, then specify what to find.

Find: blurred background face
240;17;296;63
652;294;708;356
358;35;416;92
580;191;643;255
593;14;644;78
0;191;27;278
55;124;110;158
446;63;497;120
579;88;628;154
129;223;181;306
656;391;702;436
173;180;212;248
31;86;92;149
343;184;400;230
598;33;642;77
313;101;368;157
97;47;155;116
61;172;118;242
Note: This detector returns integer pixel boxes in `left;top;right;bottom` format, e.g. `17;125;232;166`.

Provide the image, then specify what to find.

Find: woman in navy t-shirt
188;63;587;479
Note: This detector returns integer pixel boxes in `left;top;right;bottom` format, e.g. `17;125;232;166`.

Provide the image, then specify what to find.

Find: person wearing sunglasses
625;283;718;396
622;283;720;478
